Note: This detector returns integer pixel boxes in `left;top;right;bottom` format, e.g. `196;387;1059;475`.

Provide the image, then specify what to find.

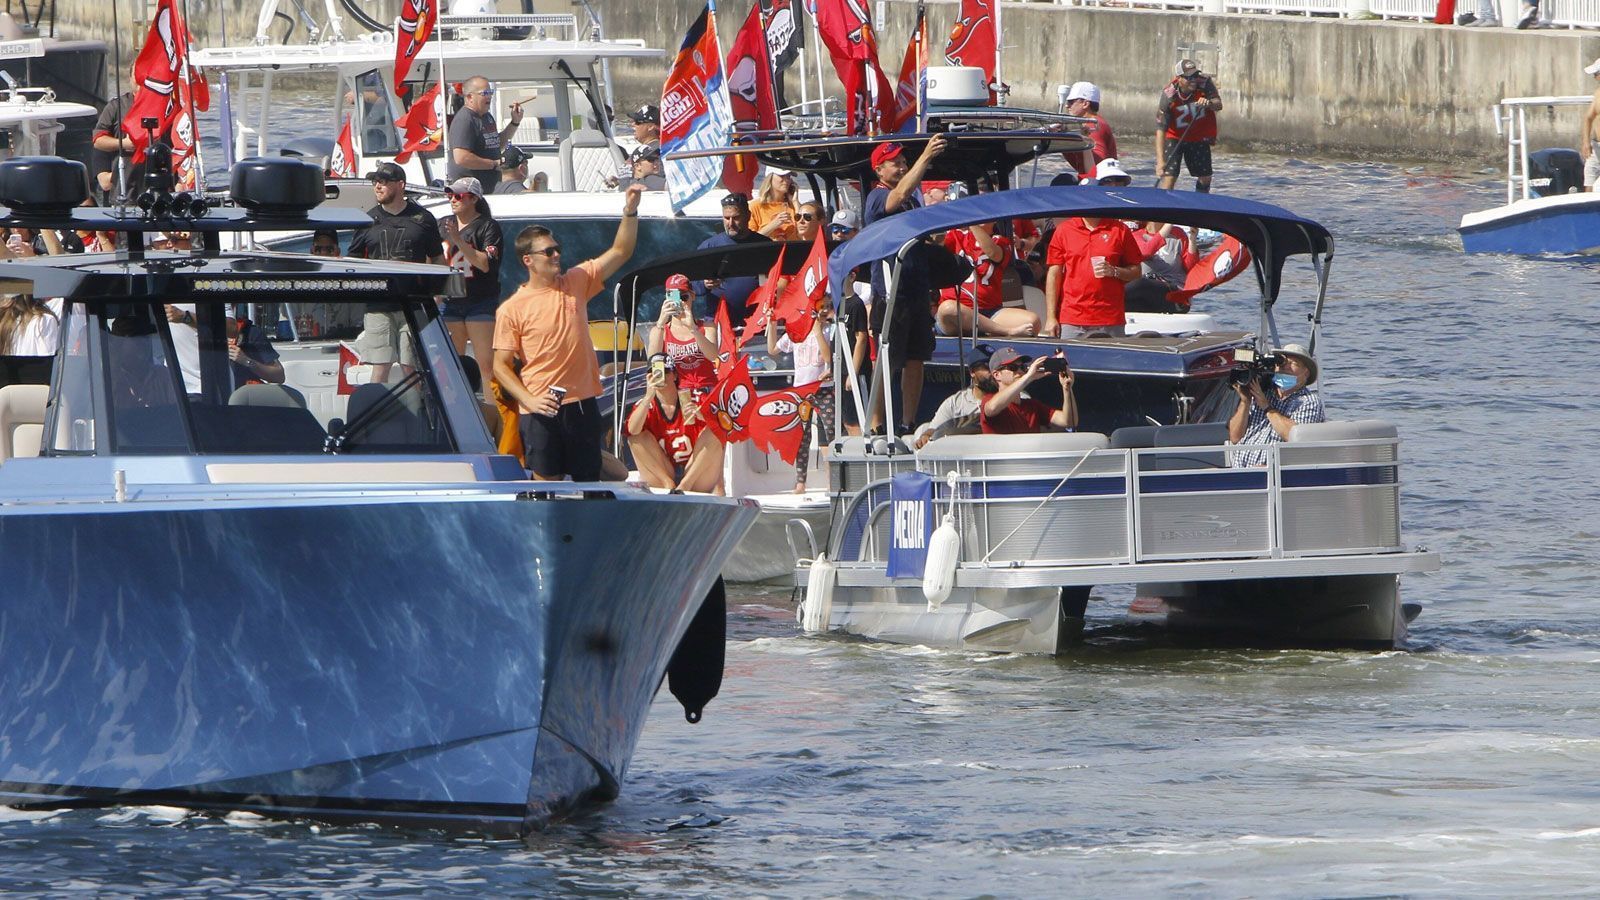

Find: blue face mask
1271;372;1299;391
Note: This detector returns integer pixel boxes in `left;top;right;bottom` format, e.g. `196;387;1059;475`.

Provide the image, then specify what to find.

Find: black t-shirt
348;200;444;263
446;108;500;186
839;291;874;383
863;185;929;308
91;93;144;198
693;230;772;330
445;214;504;301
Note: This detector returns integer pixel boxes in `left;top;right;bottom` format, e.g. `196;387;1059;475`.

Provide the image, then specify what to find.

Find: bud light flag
887;471;935;579
662;1;735;212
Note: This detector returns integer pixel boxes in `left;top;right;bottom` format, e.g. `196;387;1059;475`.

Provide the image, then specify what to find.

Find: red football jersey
635;397;705;466
941;229;1012;313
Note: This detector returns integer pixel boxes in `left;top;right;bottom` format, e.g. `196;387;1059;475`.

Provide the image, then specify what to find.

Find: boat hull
0;490;756;833
1459;193;1600;255
720;498;832;584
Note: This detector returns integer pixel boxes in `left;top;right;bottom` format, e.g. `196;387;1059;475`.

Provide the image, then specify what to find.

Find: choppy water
19;106;1600;894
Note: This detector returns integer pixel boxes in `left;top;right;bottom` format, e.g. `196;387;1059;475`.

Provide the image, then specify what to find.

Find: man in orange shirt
1042;215;1142;338
493;184;644;480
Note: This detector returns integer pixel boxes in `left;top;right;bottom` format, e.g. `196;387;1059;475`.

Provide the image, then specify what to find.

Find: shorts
1586;142;1600;188
1161;139;1214;179
358;309;416;368
519;397;604;481
439;296;500;323
870;292;936;369
1059;323;1125;339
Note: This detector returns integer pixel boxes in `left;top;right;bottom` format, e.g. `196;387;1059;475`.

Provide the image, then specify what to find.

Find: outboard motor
1528;148;1583;198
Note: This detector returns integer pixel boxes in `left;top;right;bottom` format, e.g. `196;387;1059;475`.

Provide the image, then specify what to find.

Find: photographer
979;347;1079;435
626;354;723;493
1227;343;1325;467
646;274;718;398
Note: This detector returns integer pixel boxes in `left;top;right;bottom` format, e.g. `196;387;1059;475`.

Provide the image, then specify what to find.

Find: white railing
1049;0;1600;26
1226;0;1355;15
1369;0;1436;20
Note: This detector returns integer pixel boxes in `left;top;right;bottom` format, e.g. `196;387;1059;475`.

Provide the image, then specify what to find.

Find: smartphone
650;357;666;382
664;299;684;317
1040;356;1071;375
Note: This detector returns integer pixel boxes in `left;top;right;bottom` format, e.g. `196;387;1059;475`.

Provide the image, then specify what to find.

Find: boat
1458;95;1600;255
0;153;757;834
0;38;97;159
796;186;1440;652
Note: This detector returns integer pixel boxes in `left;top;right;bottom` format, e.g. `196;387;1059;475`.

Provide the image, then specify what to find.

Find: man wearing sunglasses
979;347;1079;435
493;184;646;482
447;75;525;188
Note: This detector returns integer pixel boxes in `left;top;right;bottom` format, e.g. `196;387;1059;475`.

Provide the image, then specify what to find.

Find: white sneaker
1463;15;1501;24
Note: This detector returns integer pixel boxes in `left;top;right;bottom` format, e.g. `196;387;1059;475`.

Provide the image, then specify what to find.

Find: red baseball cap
870;142;905;168
665;274;691;291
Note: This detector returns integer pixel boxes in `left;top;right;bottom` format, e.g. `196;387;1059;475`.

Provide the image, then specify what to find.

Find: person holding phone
625;354;724;493
646;273;718;398
978;347;1078;435
493;185;646;481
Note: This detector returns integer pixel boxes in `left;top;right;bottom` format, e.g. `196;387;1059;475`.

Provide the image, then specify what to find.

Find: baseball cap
721;192;750;209
1586;57;1600;75
1066;81;1102;105
870;142;905;167
630;103;661;124
630;143;662;163
649;351;676;370
447;177;484;197
1094;158;1132;184
830;208;859;230
365;161;406;182
1175;59;1201;78
499;146;528;170
990;347;1030;370
965;348;994;370
665;273;691;292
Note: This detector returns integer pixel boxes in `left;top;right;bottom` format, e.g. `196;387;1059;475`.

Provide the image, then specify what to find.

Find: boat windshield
46;299;490;457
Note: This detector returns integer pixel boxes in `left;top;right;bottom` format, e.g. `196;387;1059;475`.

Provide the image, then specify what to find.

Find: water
28;105;1600;893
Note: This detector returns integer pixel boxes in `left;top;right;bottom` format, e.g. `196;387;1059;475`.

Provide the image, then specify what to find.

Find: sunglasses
529;245;561;258
829;226;853;234
799;213;818;221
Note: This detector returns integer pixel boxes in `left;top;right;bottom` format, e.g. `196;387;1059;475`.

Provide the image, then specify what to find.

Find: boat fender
667;576;726;723
800;554;836;634
922;514;959;610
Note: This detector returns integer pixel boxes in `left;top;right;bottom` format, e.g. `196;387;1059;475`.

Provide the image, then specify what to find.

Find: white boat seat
230;383;308;408
923;431;1109;456
11;423;41;458
1289;419;1397;442
0;383;48;463
558;128;625;193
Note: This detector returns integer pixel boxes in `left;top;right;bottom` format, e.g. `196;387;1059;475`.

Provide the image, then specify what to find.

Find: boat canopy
828;186;1335;303
666;131;1090;181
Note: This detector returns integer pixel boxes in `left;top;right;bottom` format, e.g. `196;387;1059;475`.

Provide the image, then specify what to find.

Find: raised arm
969;224;1005;263
886;135;947;214
1050;368;1078;430
592;184;644;280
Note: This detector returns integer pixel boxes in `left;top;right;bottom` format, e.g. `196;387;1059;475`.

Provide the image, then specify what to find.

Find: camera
1039;355;1070;375
1229;347;1278;392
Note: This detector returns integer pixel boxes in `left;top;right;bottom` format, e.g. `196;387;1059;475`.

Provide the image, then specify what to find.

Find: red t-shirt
1046;218;1143;328
941;230;1012;312
981;396;1055;434
1068;115;1120;175
633;397;704;466
662;326;716;391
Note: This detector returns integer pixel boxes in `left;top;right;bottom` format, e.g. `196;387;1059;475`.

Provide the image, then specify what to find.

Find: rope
977;448;1099;564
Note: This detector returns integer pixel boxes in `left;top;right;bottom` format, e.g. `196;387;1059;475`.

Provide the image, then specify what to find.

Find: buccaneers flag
122;0;209;167
715;298;738;372
748;381;823;464
394;0;438;92
773;231;828;343
394;81;445;163
884;3;926;133
724;2;779;198
738;244;787;348
944;0;997;100
329;116;358;178
699;354;757;444
814;0;893;134
1167;235;1252;308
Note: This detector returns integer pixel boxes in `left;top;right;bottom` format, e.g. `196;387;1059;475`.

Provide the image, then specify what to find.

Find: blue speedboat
0;155;756;833
1458;95;1600;255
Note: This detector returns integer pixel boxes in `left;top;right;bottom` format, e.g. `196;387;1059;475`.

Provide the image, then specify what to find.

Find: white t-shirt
170;303;202;394
776;323;832;387
6;311;59;356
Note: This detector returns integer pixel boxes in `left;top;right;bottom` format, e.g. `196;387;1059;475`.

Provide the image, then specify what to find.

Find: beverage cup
1091;255;1109;278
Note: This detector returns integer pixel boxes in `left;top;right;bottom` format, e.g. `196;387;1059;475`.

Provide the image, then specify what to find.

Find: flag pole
811;5;828;126
435;13;449;186
179;0;205;193
992;0;1004;106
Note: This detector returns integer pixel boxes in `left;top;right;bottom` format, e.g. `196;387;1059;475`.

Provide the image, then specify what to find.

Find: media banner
887;471;935;579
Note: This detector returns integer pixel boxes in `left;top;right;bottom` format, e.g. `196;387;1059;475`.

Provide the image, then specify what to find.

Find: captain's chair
0;383;47;463
558;128;626;193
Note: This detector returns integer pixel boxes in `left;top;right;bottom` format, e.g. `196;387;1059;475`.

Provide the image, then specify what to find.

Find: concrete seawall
53;0;1600;163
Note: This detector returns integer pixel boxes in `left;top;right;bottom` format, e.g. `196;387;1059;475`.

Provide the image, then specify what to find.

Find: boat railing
829;422;1406;570
1493;95;1591;205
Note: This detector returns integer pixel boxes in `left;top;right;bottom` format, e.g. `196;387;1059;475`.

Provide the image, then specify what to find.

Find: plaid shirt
1232;388;1325;467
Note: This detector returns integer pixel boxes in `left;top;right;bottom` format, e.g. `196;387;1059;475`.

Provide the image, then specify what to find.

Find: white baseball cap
1586;57;1600;75
1094;158;1133;184
1066;81;1102;105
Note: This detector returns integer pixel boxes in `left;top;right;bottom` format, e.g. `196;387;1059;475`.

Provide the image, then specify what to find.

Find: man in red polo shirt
1042;215;1142;338
980;347;1078;435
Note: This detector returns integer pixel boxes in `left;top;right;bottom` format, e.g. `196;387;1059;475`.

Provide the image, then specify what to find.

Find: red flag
773;230;829;343
724;3;779;196
329;115;358;178
394;0;438;92
738;245;787;348
815;0;892;134
336;343;360;395
884;6;926;133
748;381;823;464
1167;235;1252;308
394;81;444;163
699;354;757;444
121;0;208;166
944;0;996;99
715;297;738;372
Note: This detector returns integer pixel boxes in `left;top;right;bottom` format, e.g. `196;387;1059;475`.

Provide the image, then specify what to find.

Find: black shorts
870;293;936;368
1161;139;1214;178
520;397;604;481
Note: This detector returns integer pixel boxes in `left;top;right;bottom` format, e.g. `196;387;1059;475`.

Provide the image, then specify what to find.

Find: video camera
1229;346;1279;392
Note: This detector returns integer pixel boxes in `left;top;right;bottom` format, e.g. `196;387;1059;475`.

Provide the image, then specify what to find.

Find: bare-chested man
1582;59;1600;192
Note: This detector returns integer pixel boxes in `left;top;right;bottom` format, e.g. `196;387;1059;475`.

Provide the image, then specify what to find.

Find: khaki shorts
358;309;416;368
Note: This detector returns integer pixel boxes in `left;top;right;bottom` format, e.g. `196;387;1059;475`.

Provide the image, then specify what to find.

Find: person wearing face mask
1227;343;1326;467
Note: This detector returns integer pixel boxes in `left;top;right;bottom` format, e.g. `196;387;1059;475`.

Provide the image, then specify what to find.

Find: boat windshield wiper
325;370;424;453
